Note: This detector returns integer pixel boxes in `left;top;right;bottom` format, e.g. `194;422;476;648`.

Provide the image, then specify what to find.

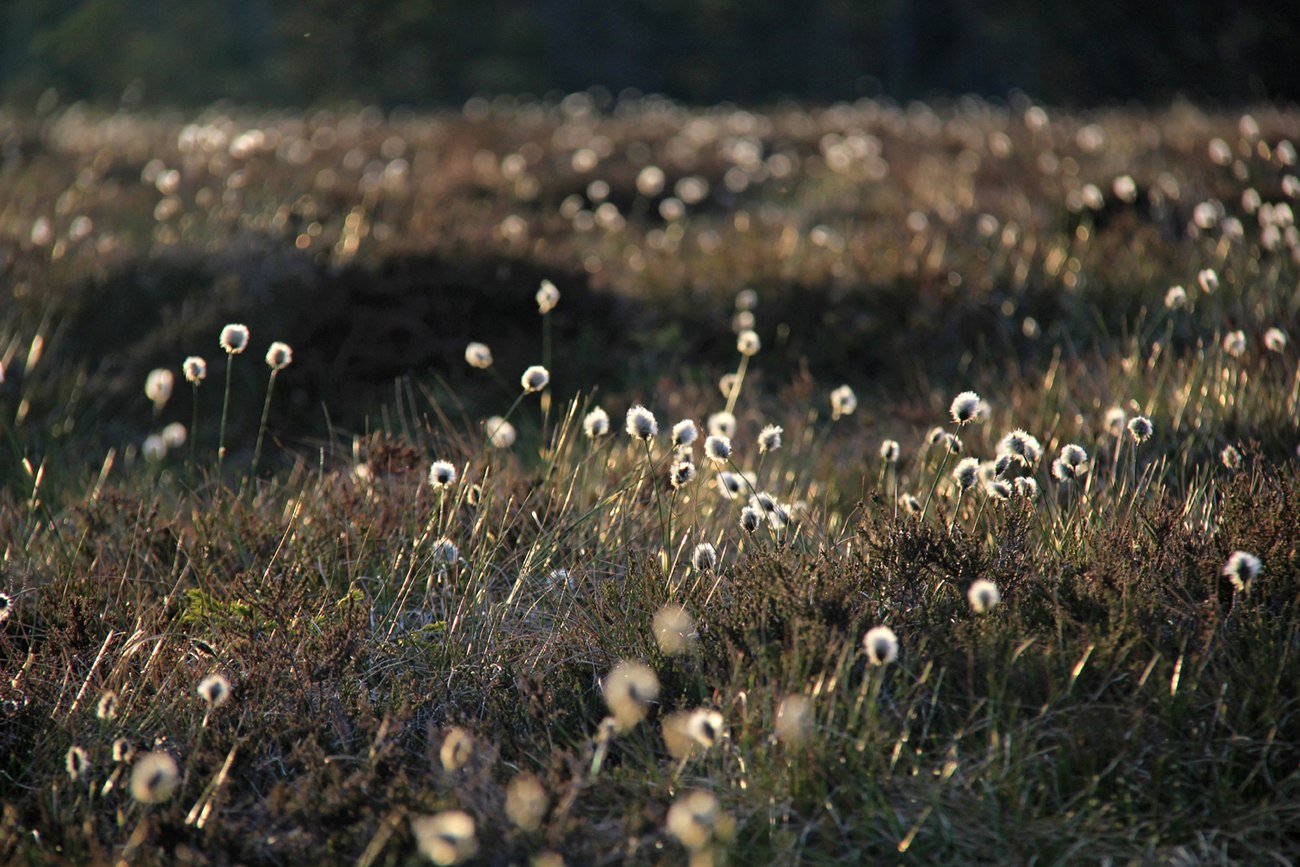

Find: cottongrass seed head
219;323;249;354
1128;416;1154;443
1222;330;1247;358
1197;268;1220;293
182;355;207;385
670;459;697;489
626;405;658;440
536;279;560;314
66;745;90;782
1223;550;1263;592
691;542;718;572
967;578;1001;613
899;493;922;515
1014;477;1039;499
775;694;813;744
653;604;697;655
666;791;721;852
96;690;118;720
953;457;981;491
145;368;174;407
428;460;458;489
265;341;292;370
486;416;516;448
130;751;180;804
1264;327;1288;353
439;727;474;772
583;406;610;438
505;774;549;831
112;738;135;764
830;384;857;419
950;390;983;425
863;626;899;666
758;424;783;453
464;341;493;368
736;329;761;356
521;364;550;392
604;660;661;731
704;434;732;464
412;810;478;865
672;419;698;449
880;439;900;463
198;673;231;709
1104;407;1128;437
0;591;11;623
1165;285;1188;310
716;470;750;500
707;411;737;438
1221;444;1243;470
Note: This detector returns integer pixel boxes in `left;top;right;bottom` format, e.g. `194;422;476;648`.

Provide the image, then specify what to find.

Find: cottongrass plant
183;356;206;467
215;323;249;475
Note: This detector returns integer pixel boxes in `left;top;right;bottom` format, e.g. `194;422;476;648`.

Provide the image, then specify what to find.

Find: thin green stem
251;369;278;478
216;354;234;479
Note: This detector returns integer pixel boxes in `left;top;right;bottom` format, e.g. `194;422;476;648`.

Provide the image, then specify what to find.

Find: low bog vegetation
1;97;1299;864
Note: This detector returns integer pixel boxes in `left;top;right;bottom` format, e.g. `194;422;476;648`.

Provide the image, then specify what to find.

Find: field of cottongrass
1;94;1299;864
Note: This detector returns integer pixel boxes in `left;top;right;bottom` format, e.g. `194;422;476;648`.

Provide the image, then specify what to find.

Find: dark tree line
1;0;1297;108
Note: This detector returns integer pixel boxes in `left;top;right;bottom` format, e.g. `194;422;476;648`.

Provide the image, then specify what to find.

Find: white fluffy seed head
603;660;660;731
96;690;118;720
198;673;231;709
464;342;493;369
439;727;474;773
862;626;899;666
880;440;900;463
583;406;610;438
691;542;717;572
1221;444;1242;470
899;493;922;515
411;811;478;866
830;385;857;419
953;457;981;490
1014;477;1039;499
1264;327;1288;353
536;279;560;314
1104;407;1128;437
670;459;697;489
66;746;90;782
182;356;207;385
626;405;658;440
1165;285;1188;310
686;708;725;748
129;751;180;804
775;694;812;744
486;416;516;448
704;435;732;464
653;605;697;655
672;419;698;448
706;411;736;438
1222;330;1247;358
1197;268;1219;293
219;323;249;354
737;329;761;356
265;341;292;370
1127;416;1154;443
505;774;549;832
950;391;982;425
145;368;174;406
521;365;550;392
666;791;720;852
1222;550;1262;592
428;460;458;488
740;505;762;533
967;579;1001;613
757;425;783;453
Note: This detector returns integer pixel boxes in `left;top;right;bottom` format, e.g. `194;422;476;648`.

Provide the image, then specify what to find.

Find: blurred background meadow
2;3;1300;865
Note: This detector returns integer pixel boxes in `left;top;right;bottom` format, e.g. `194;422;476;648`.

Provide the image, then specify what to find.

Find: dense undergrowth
1;96;1299;864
